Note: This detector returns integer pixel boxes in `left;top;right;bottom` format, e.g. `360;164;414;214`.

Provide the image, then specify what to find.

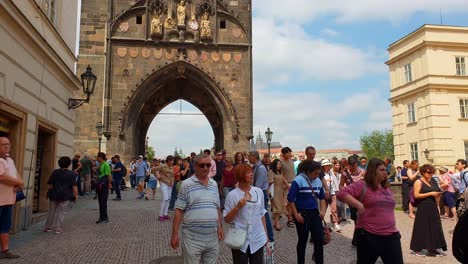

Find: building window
407;102;416;123
456;57;466;76
404;63;412;83
220;20;226;29
460;99;468;119
410;143;419;161
136;15;143;24
44;0;57;25
465;141;468;161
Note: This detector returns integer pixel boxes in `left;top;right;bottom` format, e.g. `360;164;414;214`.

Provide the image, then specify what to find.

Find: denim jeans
130;174;136;188
169;181;179;210
262;190;274;242
113;175;123;199
97;178;109;220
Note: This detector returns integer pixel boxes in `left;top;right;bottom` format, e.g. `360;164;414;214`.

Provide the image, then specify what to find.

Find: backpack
453;210;468;263
121;164;128;177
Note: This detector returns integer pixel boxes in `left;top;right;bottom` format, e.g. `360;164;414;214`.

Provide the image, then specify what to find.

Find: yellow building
0;1;81;231
387;24;468;168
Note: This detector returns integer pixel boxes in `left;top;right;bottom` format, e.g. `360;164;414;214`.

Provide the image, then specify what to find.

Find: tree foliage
146;146;155;160
360;130;394;160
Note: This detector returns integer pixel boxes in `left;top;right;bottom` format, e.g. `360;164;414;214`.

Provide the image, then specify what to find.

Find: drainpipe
103;0;114;140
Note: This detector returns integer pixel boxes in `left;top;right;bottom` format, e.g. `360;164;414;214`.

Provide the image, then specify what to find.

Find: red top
173;166;181;181
337;180;398;236
222;168;236;187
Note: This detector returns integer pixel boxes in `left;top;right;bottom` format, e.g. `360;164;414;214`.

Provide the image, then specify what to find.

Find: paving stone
5;188;459;264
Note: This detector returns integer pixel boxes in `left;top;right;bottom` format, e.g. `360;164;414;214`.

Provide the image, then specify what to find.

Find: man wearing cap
339;155;365;246
322;159;341;232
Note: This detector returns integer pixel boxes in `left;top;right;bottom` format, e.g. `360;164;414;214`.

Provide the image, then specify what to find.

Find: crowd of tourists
1;134;468;263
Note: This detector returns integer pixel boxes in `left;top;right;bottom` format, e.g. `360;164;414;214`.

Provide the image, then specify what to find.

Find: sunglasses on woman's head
198;163;212;168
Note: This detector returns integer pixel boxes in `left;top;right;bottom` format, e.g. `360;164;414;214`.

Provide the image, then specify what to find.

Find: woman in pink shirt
337;158;403;264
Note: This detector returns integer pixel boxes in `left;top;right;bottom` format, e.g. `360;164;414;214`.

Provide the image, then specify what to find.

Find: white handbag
224;225;247;249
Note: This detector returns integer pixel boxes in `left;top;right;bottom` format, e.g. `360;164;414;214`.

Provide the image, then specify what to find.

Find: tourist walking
457;159;468;210
111;155;124;201
44;157;78;234
134;156;149;199
287;160;326;264
129;158;137;188
204;149;217;178
146;159;159;200
220;157;236;206
439;166;457;219
171;154;223;264
337;158;403;264
95;152;111;224
281;147;296;227
224;163;268;263
0;136;23;259
410;164;447;257
339;155;365;246
234;152;245;167
332;160;346;222
169;156;182;210
249;151;274;243
155;156;174;221
400;160;410;214
267;159;288;231
75;153;93;196
322;159;341;232
407;160;420;218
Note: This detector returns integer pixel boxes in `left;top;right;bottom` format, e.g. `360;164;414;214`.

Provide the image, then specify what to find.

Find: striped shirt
287;173;324;210
175;175;220;234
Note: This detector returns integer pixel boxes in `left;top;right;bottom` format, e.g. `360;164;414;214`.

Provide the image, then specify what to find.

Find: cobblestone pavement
3;188;458;264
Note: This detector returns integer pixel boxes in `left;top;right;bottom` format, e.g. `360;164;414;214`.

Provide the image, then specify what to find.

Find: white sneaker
334;224;342;232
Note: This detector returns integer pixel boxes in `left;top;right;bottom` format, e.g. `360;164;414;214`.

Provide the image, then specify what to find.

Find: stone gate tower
76;0;253;161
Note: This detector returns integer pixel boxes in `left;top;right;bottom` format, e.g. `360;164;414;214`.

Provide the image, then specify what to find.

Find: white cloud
253;86;392;152
320;28;339;37
253;17;385;88
254;0;468;24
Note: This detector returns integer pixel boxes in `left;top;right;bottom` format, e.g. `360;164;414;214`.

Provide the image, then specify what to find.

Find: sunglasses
247;192;259;203
198;163;212;168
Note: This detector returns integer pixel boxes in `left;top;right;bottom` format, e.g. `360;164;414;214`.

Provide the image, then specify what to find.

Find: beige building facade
387;25;468;168
0;0;81;231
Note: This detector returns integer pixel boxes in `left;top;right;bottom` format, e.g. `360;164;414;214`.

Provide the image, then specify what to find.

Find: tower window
220;20;226;29
136;15;143;25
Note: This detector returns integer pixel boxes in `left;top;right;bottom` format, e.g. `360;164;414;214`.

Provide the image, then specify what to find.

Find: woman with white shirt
322;159;341;232
224;163;268;263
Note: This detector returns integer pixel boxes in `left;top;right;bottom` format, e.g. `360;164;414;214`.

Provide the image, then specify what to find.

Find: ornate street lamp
423;148;433;163
96;121;104;153
69;65;97;109
265;127;273;156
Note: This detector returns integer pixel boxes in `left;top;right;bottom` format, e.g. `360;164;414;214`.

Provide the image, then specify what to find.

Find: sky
148;0;468;157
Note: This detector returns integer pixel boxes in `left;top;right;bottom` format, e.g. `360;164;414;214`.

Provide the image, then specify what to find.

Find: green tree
360;130;394;160
146;146;155;160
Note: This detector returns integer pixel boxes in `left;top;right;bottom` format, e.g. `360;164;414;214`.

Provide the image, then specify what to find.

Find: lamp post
96;121;104;153
423;148;433;164
69;65;97;109
265;127;273;156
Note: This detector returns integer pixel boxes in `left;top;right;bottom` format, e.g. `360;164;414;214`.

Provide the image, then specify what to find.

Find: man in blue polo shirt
288;160;326;264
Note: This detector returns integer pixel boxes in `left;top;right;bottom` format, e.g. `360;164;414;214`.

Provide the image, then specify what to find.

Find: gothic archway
121;61;239;157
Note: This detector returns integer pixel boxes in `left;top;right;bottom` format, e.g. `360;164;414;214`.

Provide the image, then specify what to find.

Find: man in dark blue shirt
400;160;410;213
111;155;125;201
288;160;326;264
